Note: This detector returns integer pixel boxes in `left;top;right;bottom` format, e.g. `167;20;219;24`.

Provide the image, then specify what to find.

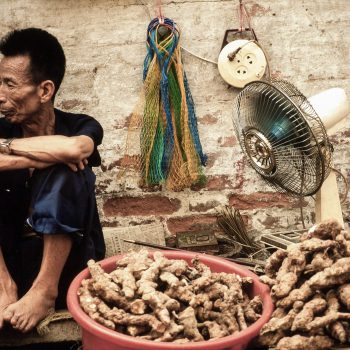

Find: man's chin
4;115;20;124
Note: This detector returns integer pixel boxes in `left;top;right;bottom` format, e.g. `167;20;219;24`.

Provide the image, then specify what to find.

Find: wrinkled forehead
0;54;32;82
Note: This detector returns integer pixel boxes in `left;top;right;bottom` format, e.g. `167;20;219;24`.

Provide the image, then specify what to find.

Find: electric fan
232;79;350;225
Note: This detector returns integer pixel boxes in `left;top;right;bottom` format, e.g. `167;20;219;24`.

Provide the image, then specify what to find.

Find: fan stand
315;169;344;228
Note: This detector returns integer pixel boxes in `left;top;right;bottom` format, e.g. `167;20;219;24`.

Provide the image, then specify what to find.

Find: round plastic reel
218;39;267;88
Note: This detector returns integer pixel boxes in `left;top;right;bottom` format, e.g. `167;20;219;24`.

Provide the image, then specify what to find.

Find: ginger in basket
77;249;262;342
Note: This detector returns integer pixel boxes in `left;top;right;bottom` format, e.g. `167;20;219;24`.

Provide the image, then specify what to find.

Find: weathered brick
218;136;236;147
200;114;218;125
114;155;139;170
204;152;220;169
228;192;306;210
59;98;82;110
233;159;245;190
205;175;235;190
95;179;112;195
114;113;132;129
250;3;271;16
100;220;122;227
100;219;157;227
166;215;218;235
103;196;181;217
189;200;221;212
258;215;280;228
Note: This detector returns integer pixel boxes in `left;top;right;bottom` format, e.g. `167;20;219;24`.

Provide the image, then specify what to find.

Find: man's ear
39;80;55;103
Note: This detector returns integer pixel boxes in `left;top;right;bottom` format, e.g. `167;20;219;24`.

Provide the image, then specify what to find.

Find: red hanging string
238;0;252;32
156;0;164;23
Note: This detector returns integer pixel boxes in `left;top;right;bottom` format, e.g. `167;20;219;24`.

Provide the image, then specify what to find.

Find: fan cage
232;79;333;197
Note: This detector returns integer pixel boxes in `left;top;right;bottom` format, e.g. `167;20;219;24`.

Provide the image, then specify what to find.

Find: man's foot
0;279;18;329
3;283;56;332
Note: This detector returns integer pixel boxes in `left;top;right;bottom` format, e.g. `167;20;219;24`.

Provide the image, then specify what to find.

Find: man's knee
29;165;95;235
32;164;95;200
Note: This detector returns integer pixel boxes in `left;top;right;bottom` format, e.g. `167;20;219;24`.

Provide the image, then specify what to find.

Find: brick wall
1;0;349;235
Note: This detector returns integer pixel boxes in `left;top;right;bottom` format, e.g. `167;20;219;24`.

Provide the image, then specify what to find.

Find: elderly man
0;28;105;332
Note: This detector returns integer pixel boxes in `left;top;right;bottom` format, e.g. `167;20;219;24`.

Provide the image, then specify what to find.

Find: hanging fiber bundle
121;17;207;191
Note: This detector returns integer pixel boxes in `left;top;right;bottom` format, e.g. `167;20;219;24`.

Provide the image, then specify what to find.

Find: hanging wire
180;45;218;65
238;0;252;32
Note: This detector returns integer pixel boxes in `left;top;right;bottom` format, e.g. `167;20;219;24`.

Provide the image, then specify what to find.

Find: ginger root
276;335;333;350
300;219;342;241
325;290;347;343
291;295;327;331
264;250;288;278
338;283;350;311
80;249;261;343
178;307;204;342
259;219;350;349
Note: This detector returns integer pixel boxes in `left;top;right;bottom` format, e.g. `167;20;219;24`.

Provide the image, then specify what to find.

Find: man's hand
66;158;88;172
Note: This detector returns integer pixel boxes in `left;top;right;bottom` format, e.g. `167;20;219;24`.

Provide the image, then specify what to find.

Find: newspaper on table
103;222;166;257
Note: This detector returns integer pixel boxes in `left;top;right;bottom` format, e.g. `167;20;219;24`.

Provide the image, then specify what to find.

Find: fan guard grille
232;80;333;196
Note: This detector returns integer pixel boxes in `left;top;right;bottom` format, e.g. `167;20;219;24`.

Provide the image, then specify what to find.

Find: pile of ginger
259;219;350;350
78;249;262;342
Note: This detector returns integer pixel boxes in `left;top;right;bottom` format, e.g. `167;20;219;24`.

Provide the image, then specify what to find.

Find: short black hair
0;28;66;98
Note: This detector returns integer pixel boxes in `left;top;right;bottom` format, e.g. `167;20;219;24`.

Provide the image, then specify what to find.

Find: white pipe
308;88;350;132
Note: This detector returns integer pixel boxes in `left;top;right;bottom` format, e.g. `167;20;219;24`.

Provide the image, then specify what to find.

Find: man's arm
0;153;53;171
0;135;94;165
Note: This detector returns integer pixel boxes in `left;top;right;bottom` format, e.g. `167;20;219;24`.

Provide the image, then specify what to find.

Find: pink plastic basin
67;251;273;350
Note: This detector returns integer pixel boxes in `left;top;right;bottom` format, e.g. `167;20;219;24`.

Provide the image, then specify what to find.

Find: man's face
0;55;41;124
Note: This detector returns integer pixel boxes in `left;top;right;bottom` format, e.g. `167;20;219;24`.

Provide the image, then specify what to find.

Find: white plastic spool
218;39;267;88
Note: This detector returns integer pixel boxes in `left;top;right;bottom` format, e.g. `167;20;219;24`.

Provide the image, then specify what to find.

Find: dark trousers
1;164;104;309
